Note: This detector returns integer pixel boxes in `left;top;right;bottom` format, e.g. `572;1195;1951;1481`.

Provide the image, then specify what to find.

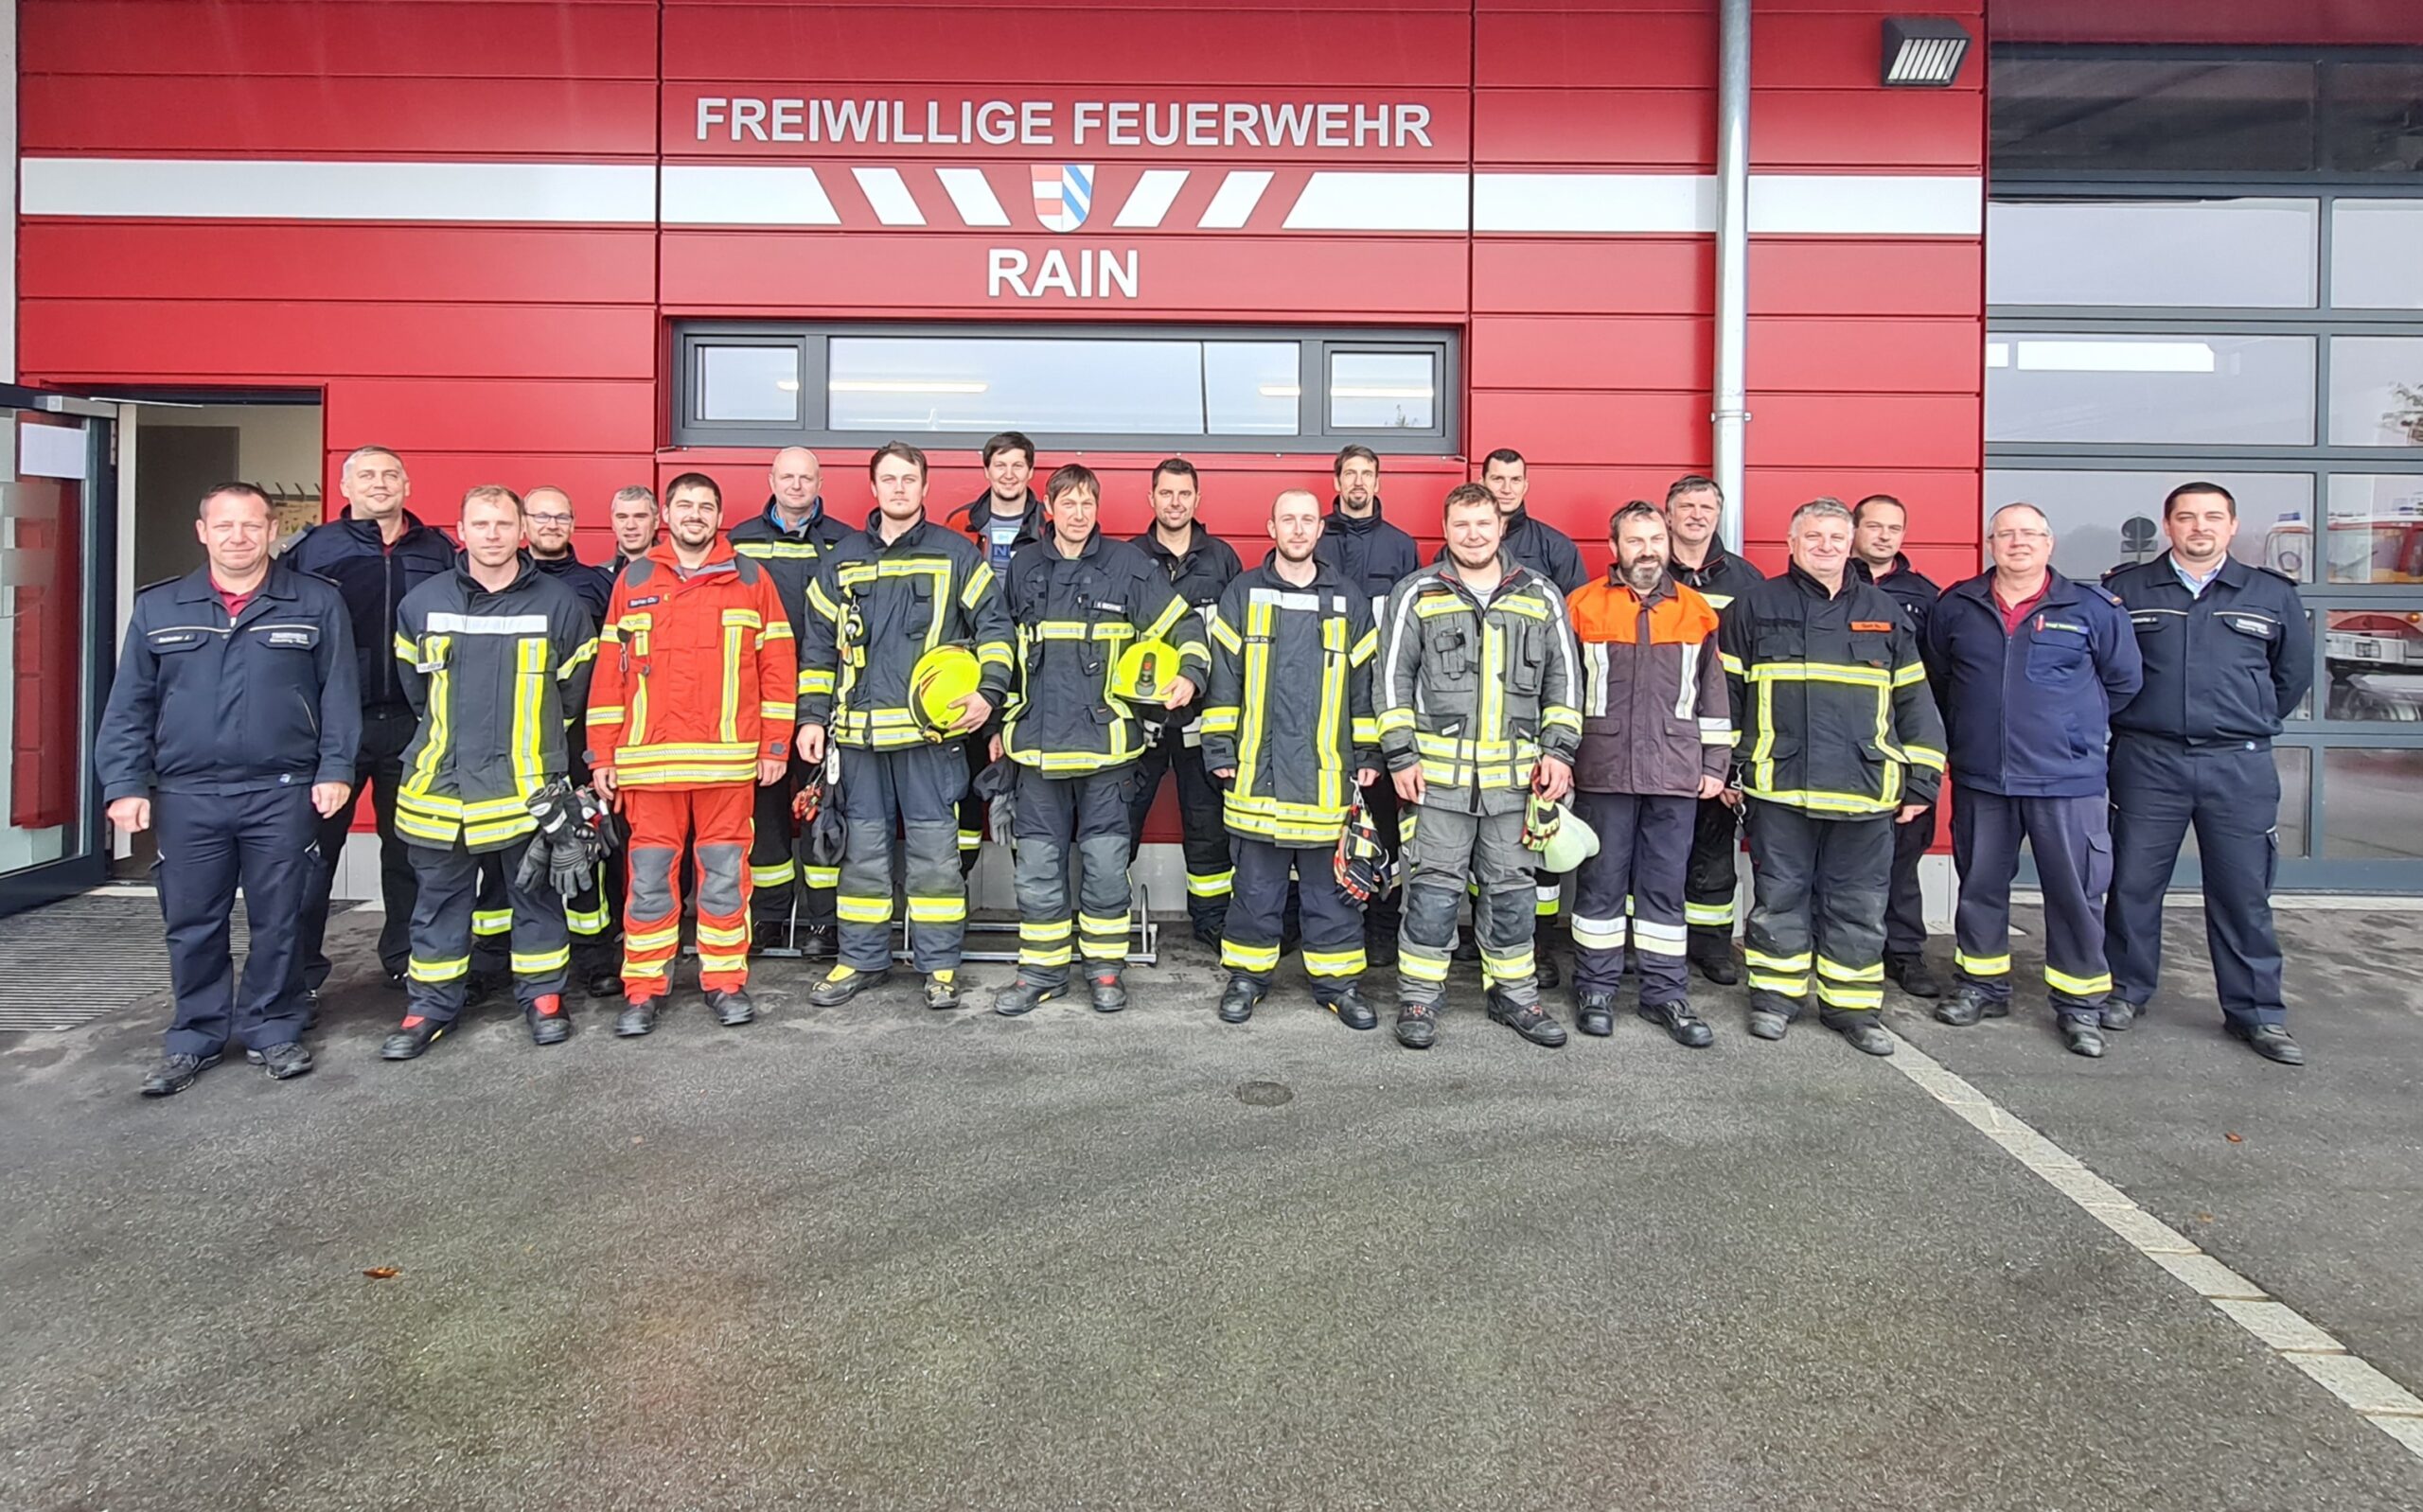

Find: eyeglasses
526;512;575;525
1990;528;2051;542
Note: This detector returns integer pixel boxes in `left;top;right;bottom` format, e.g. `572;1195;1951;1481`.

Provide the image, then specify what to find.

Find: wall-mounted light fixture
1882;17;1972;88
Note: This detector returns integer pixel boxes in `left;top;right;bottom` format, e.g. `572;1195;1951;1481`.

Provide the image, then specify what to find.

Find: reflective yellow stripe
837;893;893;923
471;908;512;936
408;954;469;983
696;920;749;948
752;861;797;888
1954;950;2011;976
511;945;571;975
1684;901;1735;926
1815;957;1884;983
907;894;966;923
1813;979;1884;1010
1184;869;1234;899
1221;939;1282;973
1743;948;1812;972
2044;966;2113;997
1747;973;1809;995
1303;946;1366;978
1478;947;1535;982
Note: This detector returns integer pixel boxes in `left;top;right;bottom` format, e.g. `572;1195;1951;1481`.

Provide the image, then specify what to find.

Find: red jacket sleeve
753;571;798;763
586;573;632;769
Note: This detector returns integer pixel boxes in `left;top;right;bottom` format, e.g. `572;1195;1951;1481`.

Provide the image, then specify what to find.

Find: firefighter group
99;435;2313;1097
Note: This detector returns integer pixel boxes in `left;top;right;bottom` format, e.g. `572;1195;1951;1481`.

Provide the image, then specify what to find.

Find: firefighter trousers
1014;765;1134;988
470;850;615;979
1954;791;2113;1016
1884;795;1935;959
1220;836;1363;997
750;752;839;939
1742;800;1891;1022
622;783;755;998
1398;802;1537;1011
1125;722;1234;938
1569;791;1694;1007
1686;794;1743;954
405;839;569;1022
838;742;970;975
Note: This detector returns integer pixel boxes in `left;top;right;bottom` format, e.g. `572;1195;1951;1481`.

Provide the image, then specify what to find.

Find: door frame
0;387;119;919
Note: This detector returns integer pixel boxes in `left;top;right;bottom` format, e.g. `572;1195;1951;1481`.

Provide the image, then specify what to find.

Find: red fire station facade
6;0;2419;905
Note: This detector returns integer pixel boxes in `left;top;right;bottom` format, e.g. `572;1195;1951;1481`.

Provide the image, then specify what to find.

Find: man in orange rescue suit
1564;501;1731;1047
587;471;798;1035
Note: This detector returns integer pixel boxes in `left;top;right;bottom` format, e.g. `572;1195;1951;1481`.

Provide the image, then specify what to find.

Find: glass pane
2323;476;2423;584
1982;469;2314;582
2323;609;2423;721
2322;63;2423;174
695;344;800;423
2330;202;2423;310
2275;747;2312;858
1203;343;1300;435
0;414;94;872
2326;338;2423;448
1990;59;2316;174
1987;199;2317;308
2323;747;2423;859
1329;351;1438;431
1986;333;2316;446
825;337;1299;436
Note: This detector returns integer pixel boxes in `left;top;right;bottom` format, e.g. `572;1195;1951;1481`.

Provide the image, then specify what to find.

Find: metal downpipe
1714;0;1751;552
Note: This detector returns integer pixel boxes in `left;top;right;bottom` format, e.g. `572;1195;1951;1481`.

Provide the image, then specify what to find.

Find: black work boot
2100;998;2143;1032
258;1042;314;1081
1575;991;1618;1037
993;977;1069;1017
380;1015;447;1061
1639;998;1715;1048
706;988;755;1027
2060;1014;2107;1058
1535;952;1562;991
807;966;886;1008
1826;1011;1896;1057
798;923;840;960
1089;970;1129;1014
1934;985;2007;1028
2229;1023;2305;1065
1688;928;1741;986
1325;984;1378;1031
1218;977;1264;1024
615;997;660;1038
924;971;963;1011
1886;952;1945;999
584;963;625;1000
1488;989;1568;1048
526;993;571;1046
1394;1001;1439;1049
140;1051;221;1098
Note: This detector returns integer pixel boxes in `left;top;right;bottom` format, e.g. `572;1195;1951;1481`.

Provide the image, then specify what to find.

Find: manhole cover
1234;1079;1293;1107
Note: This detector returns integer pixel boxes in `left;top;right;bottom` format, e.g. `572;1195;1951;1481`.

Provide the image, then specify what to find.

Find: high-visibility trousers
621;783;755;997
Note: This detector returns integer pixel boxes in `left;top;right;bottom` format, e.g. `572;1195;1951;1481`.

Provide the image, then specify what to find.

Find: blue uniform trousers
1569;791;1694;1006
2104;735;2288;1029
1219;836;1363;998
1952;791;2113;1016
155;785;318;1058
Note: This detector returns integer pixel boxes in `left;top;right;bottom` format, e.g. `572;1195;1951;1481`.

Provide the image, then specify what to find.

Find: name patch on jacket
266;628;315;647
1850;621;1894;632
2040;620;2088;635
628;595;661;607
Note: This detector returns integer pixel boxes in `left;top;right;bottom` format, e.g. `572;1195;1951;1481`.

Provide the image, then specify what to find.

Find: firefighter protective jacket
1000;528;1210;775
797;512;1015;751
1133;523;1242;732
1198;555;1381;845
97;561;361;801
1671;542;1765;615
2104;553;2312;747
283;508;453;722
1376;555;1583;815
1565;570;1732;798
1719;562;1946;817
728;495;851;640
1928;570;2142;799
393;554;597;851
1314;496;1421;621
586;539;796;788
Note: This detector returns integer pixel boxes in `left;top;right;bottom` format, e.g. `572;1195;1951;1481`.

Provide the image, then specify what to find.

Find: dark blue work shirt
1928;570;2142;798
96;562;361;800
2104;553;2313;747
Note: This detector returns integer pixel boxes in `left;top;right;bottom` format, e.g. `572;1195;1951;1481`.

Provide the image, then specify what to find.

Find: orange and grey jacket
1565;571;1732;798
586;538;797;788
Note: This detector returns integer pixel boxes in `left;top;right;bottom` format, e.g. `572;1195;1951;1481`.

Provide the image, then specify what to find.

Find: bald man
727;448;851;957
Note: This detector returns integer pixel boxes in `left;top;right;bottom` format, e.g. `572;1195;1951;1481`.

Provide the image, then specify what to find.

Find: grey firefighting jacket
1375;555;1583;816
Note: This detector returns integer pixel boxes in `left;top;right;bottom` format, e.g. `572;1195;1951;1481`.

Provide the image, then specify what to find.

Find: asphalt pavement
2;902;2418;1511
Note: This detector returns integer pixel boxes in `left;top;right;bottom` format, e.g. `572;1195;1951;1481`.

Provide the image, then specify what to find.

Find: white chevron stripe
851;167;926;226
933;167;1010;227
1197;170;1273;229
1113;169;1191;229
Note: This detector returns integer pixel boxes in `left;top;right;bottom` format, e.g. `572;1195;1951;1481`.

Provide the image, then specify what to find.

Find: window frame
670;322;1459;454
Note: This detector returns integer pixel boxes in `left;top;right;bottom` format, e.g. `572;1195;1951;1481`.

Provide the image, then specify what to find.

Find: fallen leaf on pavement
363;1267;399;1279
2224;1133;2243;1144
